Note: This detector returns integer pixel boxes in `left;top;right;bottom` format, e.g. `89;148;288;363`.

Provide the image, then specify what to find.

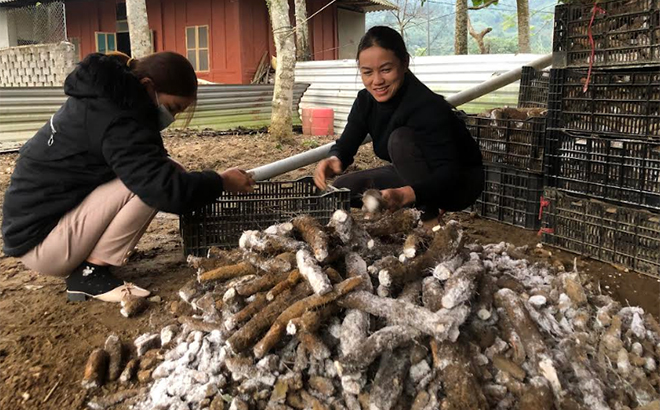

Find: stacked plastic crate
465;67;550;230
541;0;660;278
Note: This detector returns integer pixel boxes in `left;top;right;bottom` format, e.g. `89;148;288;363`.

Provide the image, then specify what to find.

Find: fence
4;1;67;46
295;54;546;134
0;83;309;150
0;41;76;87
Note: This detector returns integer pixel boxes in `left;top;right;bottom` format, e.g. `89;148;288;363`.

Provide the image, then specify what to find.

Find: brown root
286;304;339;335
298;331;332;361
225;292;269;331
364;208;421;238
292;215;330;262
267;269;302;301
337;325;421;374
369;348;410;410
422;277;444;313
234;270;291;297
493;288;547;366
338;291;468;340
475;274;497;321
253;277;363;358
433;340;488;410
82;348;109;389
104;334;123;382
440;254;483;309
120;295;149;318
328;210;375;252
198;261;256;283
226;281;312;354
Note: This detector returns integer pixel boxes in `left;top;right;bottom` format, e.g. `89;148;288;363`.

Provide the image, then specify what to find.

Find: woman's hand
381;186;416;211
221;168;256;193
314;156;343;190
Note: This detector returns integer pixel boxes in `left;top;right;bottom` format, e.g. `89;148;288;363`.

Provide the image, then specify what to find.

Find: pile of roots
82;207;660;410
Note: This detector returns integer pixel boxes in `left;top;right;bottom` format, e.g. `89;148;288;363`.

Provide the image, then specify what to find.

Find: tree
267;0;296;142
294;0;312;61
454;0;468;54
516;0;531;53
468;16;492;54
125;0;152;58
388;0;425;41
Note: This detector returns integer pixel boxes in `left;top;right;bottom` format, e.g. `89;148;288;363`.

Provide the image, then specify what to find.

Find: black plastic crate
466;115;547;172
553;0;660;69
518;66;550;109
180;177;350;257
544;130;660;211
474;164;544;230
541;188;660;278
547;68;660;139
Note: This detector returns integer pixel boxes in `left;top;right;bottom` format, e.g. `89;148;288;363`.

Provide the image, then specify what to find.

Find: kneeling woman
314;26;483;219
2;52;254;302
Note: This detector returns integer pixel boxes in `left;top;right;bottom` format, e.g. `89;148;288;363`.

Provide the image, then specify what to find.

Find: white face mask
155;93;175;131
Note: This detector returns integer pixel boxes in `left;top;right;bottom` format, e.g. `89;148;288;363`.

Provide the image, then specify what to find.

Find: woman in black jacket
2;52;254;302
314;26;483;220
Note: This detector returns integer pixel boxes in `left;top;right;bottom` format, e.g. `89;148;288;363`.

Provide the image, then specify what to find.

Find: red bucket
302;107;334;136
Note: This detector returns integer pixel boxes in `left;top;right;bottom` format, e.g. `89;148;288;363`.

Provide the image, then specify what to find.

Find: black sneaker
65;262;150;302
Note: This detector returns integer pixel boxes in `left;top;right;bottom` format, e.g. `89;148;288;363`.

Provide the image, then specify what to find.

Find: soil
0;131;658;410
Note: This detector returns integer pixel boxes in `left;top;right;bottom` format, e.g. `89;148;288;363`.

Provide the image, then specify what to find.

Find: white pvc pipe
249;53;552;181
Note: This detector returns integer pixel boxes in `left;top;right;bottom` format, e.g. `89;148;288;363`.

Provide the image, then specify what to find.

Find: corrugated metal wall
0;83;309;150
295;54;545;133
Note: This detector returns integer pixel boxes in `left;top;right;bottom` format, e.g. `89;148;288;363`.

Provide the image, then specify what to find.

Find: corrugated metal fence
295;54;545;133
0;83;309;150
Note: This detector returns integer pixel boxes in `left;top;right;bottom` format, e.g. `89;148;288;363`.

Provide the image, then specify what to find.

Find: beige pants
21;178;158;277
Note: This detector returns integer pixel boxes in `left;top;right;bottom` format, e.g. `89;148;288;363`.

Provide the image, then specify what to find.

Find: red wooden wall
65;0;338;84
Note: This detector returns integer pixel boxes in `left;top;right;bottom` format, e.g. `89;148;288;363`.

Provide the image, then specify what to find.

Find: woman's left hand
381;186;416;211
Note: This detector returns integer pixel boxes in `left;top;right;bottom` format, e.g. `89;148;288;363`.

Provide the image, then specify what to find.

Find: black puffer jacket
2;53;224;257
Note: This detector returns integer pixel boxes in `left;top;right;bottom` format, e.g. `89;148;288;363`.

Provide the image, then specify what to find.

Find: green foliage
301;139;320;149
471;0;499;7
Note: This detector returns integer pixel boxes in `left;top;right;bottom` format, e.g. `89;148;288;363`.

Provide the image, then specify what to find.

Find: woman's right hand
221;168;256;193
314;157;343;190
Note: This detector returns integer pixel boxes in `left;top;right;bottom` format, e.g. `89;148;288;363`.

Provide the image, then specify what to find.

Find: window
95;32;117;54
116;3;129;33
186;26;209;72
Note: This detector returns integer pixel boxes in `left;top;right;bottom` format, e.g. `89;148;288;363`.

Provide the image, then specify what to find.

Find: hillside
366;0;558;55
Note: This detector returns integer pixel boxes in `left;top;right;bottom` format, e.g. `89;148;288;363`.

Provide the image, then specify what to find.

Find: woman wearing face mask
314;26;484;220
2;51;255;302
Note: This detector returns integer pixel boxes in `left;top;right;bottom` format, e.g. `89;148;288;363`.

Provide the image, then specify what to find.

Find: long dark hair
356;26;410;68
105;51;197;125
107;51;198;98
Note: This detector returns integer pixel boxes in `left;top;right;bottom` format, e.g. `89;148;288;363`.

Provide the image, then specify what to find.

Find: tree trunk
267;0;296;143
294;0;312;61
126;0;152;58
516;0;531;53
468;16;492;54
454;0;468;55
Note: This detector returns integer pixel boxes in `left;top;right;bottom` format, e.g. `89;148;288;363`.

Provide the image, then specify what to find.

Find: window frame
95;32;117;54
185;25;210;73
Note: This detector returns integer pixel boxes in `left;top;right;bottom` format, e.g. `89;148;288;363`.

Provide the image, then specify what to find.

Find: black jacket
2;53;224;257
328;72;482;206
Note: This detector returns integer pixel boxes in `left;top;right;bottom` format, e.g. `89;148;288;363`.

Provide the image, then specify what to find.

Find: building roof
337;0;398;13
1;0;398;12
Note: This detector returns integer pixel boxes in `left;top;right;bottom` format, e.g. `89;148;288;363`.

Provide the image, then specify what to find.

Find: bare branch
468;15;492;54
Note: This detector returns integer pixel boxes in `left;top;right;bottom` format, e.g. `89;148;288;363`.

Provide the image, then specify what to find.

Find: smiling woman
314;26;485;222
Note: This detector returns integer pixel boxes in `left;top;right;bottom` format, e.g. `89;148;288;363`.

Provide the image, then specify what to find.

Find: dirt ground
0;131;658;410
